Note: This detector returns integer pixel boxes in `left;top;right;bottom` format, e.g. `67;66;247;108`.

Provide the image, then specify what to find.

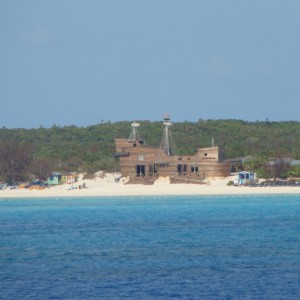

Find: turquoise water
0;195;300;299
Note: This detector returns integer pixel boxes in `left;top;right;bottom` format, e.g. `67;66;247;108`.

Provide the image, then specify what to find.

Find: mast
155;113;177;165
163;113;172;155
128;121;141;142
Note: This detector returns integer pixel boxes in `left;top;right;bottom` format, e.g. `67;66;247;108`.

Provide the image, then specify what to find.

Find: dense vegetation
0;119;300;183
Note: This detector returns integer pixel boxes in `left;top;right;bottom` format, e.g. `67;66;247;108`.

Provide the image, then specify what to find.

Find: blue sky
1;0;300;128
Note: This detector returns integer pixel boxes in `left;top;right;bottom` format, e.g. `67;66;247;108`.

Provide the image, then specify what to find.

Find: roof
238;171;254;174
268;158;300;166
50;172;63;176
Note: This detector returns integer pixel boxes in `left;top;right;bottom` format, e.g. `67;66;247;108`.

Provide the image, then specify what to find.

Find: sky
1;0;300;128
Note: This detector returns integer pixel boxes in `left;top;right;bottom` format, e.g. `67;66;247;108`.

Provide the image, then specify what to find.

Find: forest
0;119;300;183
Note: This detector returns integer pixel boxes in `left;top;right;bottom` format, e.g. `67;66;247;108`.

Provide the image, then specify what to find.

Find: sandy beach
1;174;300;198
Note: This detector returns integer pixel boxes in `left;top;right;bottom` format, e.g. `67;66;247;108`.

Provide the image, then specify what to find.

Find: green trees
0;119;299;183
0;141;33;183
29;158;54;181
287;165;300;178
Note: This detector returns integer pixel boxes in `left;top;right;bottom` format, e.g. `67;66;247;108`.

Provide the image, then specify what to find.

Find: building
114;115;231;184
235;171;256;185
47;172;63;185
47;172;78;185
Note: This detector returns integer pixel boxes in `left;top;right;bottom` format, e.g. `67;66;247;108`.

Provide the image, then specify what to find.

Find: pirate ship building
114;114;231;184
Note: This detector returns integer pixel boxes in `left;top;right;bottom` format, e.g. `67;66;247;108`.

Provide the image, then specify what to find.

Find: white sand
0;174;300;198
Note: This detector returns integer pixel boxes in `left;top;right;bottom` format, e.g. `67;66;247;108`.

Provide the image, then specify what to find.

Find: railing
126;174;155;185
170;173;206;184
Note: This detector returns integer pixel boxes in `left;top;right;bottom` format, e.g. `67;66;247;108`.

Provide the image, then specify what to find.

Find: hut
114;114;231;184
47;172;63;185
235;171;256;185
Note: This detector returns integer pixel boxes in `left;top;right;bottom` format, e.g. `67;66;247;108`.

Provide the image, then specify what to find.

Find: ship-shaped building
114;114;231;184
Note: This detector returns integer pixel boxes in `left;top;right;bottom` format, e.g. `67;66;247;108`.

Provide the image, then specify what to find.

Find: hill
0;119;299;182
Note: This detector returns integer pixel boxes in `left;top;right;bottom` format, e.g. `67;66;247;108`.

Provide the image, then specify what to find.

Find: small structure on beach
47;172;78;185
62;173;78;185
47;172;63;185
235;171;256;185
114;114;231;184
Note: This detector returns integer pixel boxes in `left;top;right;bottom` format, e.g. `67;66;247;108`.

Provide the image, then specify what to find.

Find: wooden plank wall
115;139;231;180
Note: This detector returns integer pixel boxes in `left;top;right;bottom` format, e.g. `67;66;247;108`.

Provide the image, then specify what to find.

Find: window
177;164;187;175
149;164;158;176
191;166;198;173
136;165;145;177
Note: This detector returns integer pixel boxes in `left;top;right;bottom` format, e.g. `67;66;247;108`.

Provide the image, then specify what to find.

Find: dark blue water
0;195;300;299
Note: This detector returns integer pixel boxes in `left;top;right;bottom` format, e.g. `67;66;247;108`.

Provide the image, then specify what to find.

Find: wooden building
114;115;231;184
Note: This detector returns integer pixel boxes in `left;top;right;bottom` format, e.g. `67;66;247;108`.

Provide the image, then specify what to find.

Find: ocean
0;195;299;299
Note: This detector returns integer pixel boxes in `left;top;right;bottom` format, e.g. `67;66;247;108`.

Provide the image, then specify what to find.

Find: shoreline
1;175;300;199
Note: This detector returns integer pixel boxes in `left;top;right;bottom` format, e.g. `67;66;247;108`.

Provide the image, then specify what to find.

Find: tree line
0;119;300;183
